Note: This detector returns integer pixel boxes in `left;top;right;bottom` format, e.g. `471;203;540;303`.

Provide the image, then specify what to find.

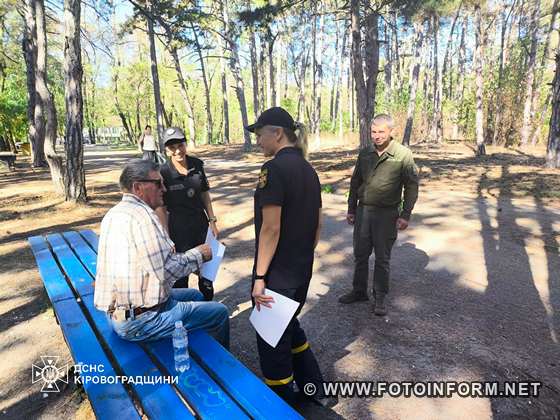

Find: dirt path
1;143;559;419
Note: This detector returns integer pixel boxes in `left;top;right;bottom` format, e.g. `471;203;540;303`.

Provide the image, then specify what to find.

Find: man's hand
196;244;212;261
396;217;409;231
209;221;219;239
346;213;355;225
252;279;274;311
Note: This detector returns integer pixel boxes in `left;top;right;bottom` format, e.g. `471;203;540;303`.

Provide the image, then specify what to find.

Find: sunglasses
136;179;164;189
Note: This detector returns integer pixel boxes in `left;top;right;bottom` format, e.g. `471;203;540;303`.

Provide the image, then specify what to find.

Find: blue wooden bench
28;230;303;420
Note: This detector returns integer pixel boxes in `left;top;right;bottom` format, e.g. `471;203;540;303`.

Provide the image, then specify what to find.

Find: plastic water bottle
173;320;190;373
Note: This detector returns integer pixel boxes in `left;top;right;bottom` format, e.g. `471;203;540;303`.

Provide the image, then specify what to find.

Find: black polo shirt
161;156;210;251
253;147;322;289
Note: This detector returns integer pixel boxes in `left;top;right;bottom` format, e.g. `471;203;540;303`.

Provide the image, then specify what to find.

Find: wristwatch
208;216;217;223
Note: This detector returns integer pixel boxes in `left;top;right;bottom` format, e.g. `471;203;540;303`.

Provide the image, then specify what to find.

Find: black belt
125;303;162;319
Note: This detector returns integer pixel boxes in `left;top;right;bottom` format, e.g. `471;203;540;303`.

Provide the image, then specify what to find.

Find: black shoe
338;291;368;304
198;278;214;301
373;293;387;316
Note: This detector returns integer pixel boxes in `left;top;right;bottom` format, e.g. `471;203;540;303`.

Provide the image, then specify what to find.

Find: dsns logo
31;356;69;392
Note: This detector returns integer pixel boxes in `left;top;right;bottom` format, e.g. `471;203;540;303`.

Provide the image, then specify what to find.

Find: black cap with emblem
245;107;297;133
163;127;186;147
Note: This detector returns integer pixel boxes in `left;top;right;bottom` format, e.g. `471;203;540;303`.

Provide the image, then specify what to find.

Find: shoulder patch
258;168;268;189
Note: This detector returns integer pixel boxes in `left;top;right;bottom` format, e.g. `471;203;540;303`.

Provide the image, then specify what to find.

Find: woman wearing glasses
155;127;219;301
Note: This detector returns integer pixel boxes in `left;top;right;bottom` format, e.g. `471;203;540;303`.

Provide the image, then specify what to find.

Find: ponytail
284;122;309;159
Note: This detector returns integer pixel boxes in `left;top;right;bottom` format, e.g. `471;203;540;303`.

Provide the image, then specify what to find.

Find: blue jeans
109;289;229;349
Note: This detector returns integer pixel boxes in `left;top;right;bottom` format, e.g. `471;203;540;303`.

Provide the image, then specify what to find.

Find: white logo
32;356;69;392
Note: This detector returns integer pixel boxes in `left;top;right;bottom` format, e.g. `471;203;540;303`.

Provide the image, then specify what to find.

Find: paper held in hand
249;289;300;348
199;229;226;282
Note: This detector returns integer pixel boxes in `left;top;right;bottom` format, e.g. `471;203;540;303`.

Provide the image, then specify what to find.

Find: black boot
338;290;369;304
198;278;214;301
373;292;387;316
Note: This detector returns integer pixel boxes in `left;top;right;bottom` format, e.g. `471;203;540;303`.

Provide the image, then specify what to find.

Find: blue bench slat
53;297;140;419
50;233;194;419
81;295;196;420
190;331;304;420
145;340;250;419
65;231;247;419
28;236;75;303
46;234;95;297
62;231;98;277
72;230;301;419
79;229;99;250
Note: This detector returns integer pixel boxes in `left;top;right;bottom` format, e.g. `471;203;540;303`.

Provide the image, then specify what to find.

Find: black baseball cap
163;127;186;146
245;107;296;132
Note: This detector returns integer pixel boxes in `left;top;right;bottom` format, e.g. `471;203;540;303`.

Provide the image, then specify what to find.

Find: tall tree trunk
442;2;462;100
431;14;443;143
168;45;196;147
492;1;515;145
267;35;277;108
383;15;391;100
474;4;486;156
313;10;324;144
520;0;542;145
219;1;229;144
247;2;259;118
191;23;213;145
351;0;379;149
332;24;347;132
261;37;269;109
329;20;340;124
546;49;560;168
295;49;308;122
22;0;45;167
531;0;559;145
63;0;86;202
146;6;164;151
223;0;251;150
402;21;423;147
391;10;402;92
453;16;468;140
35;0;64;193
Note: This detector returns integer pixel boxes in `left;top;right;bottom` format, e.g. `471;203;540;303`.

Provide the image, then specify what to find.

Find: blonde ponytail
284;122;308;159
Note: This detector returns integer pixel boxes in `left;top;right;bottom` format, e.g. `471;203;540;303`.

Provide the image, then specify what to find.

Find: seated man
94;159;229;348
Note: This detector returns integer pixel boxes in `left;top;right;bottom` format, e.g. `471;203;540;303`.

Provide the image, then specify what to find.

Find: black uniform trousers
255;284;324;405
352;204;399;296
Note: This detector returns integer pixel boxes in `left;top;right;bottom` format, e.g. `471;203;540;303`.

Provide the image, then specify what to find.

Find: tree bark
35;0;64;193
267;35;277;108
312;9;324;144
191;22;213;145
219;0;229;144
402;21;423;147
520;0;542;145
442;2;462;100
247;2;259;119
453;16;468;140
431;14;443;143
146;4;165;151
351;0;379;150
546;49;560;168
63;0;87;202
22;0;45;167
474;4;486;156
223;0;251;150
531;0;559;145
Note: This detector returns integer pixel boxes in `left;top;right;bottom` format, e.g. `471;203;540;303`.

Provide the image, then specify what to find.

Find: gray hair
119;159;159;192
371;114;395;129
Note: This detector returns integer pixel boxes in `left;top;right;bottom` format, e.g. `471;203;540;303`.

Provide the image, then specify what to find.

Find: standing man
94;159;229;347
247;107;326;407
338;114;419;316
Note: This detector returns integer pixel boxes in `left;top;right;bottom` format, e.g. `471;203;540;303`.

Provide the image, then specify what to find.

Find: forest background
0;0;559;200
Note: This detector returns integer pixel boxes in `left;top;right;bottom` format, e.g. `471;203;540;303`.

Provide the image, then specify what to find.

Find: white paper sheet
249;289;300;348
199;229;226;282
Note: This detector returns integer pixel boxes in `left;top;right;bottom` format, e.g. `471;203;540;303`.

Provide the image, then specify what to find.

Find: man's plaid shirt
94;193;203;312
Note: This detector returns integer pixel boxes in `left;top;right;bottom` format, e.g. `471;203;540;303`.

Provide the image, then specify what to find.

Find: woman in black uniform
247;107;327;406
156;127;218;300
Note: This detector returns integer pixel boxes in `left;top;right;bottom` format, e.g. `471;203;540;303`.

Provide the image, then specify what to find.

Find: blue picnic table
28;230;303;420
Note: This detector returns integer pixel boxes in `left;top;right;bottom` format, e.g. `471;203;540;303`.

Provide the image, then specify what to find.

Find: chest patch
258;168;268;189
169;184;185;191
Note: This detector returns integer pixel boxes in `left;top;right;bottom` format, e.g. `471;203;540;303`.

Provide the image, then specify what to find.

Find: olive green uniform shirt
348;140;419;220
